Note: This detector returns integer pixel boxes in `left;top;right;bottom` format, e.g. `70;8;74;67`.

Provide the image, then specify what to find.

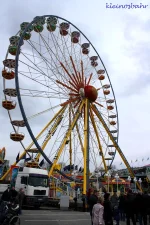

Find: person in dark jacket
134;192;144;225
124;189;136;225
17;188;25;214
103;193;113;225
141;191;149;225
1;186;12;202
10;186;18;200
119;192;126;221
111;192;120;225
88;190;98;225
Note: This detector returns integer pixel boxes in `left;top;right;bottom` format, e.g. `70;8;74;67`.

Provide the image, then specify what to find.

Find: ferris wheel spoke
18;63;69;97
37;32;74;87
49;28;74;75
27;37;82;97
20;52;53;81
71;106;84;155
19;59;47;78
48;108;70;159
20;88;68;99
30;34;71;105
18;73;68;100
26;104;65;120
89;132;99;169
19;88;69;96
27;39;69;86
20;52;67;95
29;109;68;162
36;35;68;85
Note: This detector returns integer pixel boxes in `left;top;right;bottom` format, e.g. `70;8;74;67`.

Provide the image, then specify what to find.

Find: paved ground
20;209;91;225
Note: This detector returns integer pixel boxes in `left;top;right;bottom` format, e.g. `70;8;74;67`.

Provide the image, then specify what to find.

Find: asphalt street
20;209;91;225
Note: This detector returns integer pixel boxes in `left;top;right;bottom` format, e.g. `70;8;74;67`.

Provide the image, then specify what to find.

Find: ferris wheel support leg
35;106;67;161
90;108;107;173
48;100;85;177
83;99;90;196
91;104;142;192
69;105;72;173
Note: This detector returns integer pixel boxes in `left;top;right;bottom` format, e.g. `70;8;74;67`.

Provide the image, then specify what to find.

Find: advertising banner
10;166;19;186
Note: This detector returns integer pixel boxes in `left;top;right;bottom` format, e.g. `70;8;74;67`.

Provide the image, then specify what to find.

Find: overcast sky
0;0;150;170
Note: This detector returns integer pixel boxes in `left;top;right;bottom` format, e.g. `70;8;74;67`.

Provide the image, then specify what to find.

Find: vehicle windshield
28;174;48;187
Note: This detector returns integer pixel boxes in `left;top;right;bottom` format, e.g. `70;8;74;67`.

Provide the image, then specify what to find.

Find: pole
108;176;109;193
83;99;90;195
86;99;90;194
117;179;118;193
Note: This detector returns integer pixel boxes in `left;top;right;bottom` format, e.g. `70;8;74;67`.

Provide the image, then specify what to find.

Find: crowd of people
88;189;150;225
0;185;25;215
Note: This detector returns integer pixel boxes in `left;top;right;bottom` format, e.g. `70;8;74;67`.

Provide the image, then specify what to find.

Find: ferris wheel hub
84;85;98;102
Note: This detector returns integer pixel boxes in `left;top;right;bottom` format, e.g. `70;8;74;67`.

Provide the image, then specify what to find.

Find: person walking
103;193;113;225
17;188;25;215
88;190;99;225
92;197;104;225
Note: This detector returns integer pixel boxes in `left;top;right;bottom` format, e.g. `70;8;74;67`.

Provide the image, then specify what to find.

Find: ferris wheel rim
13;15;119;180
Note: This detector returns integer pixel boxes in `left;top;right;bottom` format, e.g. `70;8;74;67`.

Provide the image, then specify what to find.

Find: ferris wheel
2;15;140;194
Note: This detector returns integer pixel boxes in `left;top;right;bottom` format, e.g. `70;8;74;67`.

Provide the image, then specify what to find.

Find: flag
16;152;20;163
75;165;78;170
135;159;138;162
25;156;32;162
131;160;132;163
39;159;44;167
147;157;149;160
120;162;122;165
142;158;144;161
79;167;82;172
